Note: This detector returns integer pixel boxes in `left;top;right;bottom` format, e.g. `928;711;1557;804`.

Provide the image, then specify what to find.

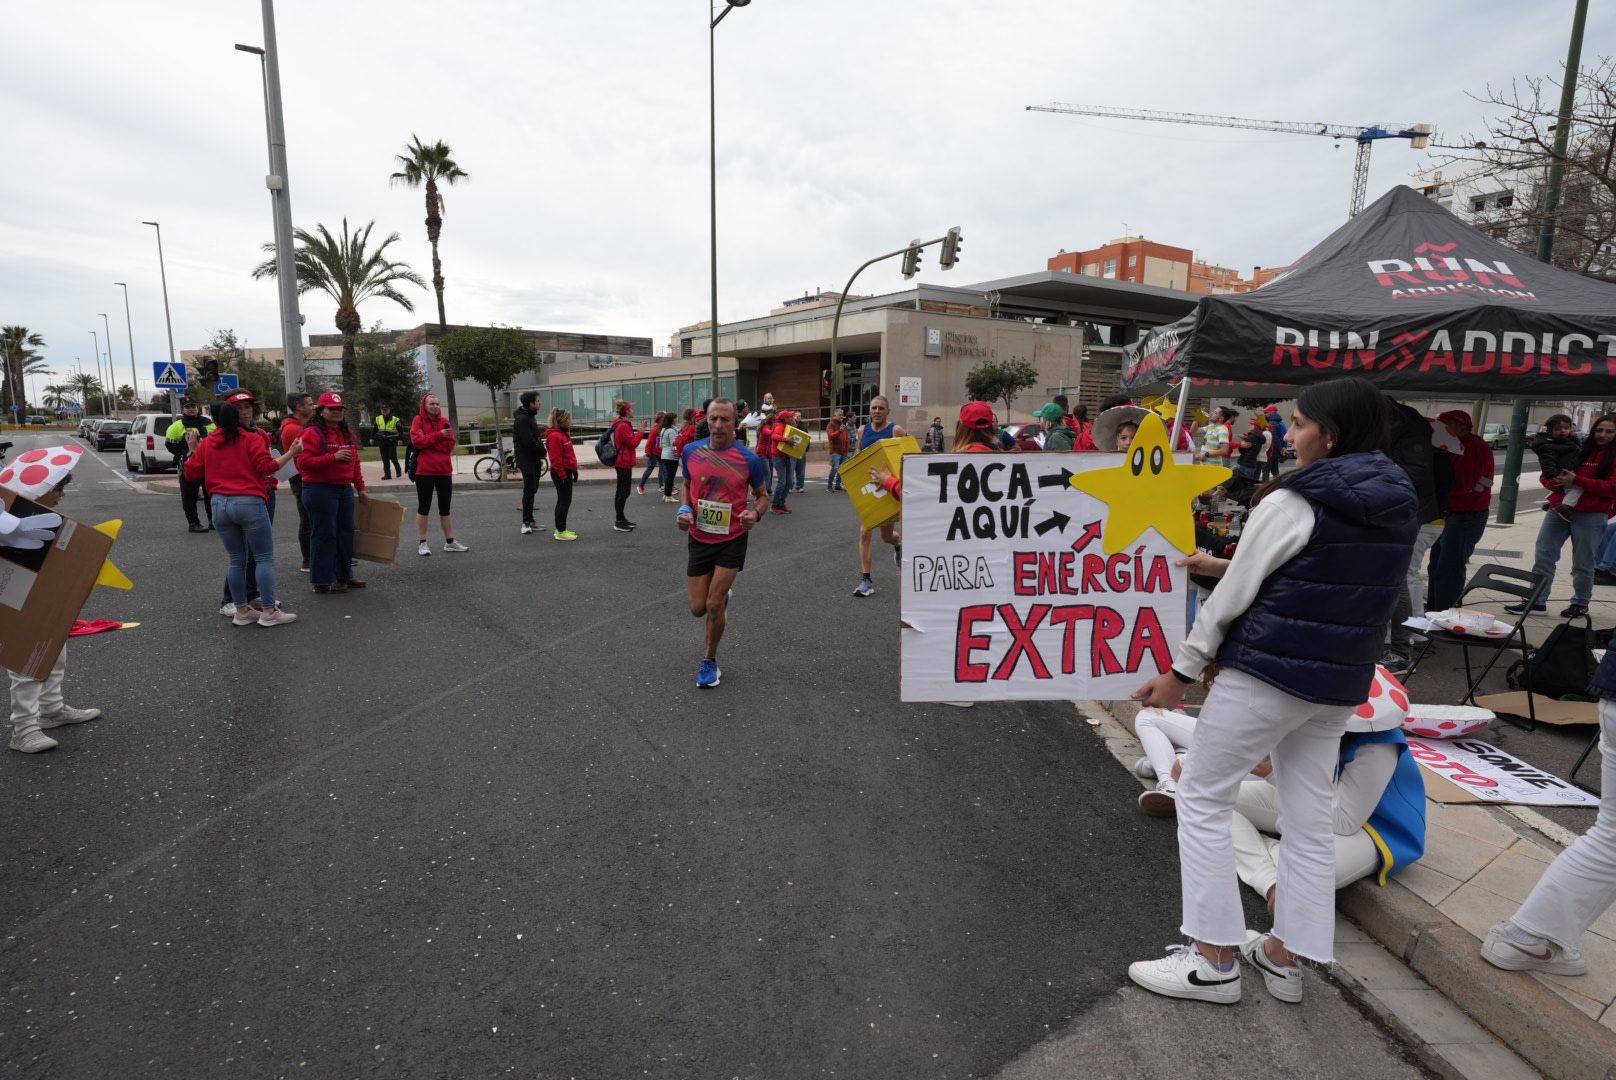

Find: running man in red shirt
677;398;770;689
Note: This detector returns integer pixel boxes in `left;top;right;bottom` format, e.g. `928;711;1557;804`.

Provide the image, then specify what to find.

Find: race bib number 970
696;499;732;535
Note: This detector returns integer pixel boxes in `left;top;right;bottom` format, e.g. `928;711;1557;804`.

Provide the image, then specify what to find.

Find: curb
1339;878;1616;1080
1085;697;1616;1080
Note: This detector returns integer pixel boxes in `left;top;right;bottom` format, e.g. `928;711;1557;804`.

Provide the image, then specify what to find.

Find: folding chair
1569;726;1603;794
1406;564;1550;731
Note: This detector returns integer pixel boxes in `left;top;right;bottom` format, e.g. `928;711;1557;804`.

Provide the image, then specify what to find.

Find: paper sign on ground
1408;737;1599;807
900;453;1189;702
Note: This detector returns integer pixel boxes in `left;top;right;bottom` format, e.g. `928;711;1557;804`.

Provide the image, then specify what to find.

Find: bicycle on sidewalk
473;442;547;484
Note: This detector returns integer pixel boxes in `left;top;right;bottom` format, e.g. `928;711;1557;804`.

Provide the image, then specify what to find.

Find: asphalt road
2;437;1422;1079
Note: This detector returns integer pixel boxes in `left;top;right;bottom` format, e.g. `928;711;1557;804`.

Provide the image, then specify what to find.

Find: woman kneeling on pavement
187;390;302;624
1129;376;1418;1006
298;391;368;594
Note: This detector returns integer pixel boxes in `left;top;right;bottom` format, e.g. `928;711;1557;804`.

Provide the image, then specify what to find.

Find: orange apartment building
1049;236;1285;294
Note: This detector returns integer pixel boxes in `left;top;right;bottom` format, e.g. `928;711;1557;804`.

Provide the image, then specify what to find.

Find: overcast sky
5;0;1610;397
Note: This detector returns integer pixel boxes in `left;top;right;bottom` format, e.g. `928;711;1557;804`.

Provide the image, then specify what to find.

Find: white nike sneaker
1481;923;1586;976
40;705;101;729
1240;931;1304;1003
1127;943;1241;1004
443;540;470;552
1138;779;1177;817
418;541;432;557
1132;756;1157;780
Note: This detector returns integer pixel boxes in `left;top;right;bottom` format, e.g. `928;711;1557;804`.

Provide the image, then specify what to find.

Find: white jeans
1408;522;1443;615
1510;699;1616;951
9;644;66;734
1231;779;1381;901
1176;667;1353;963
1134;708;1197;780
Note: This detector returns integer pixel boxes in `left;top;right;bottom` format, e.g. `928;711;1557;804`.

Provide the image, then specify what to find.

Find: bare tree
1437;56;1616;280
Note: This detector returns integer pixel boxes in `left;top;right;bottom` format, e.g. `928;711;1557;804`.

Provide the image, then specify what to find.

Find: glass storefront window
625;382;655;418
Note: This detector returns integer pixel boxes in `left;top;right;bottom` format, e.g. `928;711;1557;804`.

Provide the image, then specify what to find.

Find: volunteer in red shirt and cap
185;390;301;625
298;391;368;594
1426;409;1494;611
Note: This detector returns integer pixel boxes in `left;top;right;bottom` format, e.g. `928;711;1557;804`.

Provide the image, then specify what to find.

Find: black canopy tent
1122;186;1616;400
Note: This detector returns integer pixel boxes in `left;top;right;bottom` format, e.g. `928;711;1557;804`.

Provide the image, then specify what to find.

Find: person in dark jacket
1129;376;1417;1007
1382;401;1444;673
512;391;547;534
1533;414;1585;522
167;398;216;532
1426;409;1494;611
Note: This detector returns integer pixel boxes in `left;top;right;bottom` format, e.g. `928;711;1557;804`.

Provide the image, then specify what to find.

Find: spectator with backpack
546;408;579;541
409;392;467;556
597;399;640;532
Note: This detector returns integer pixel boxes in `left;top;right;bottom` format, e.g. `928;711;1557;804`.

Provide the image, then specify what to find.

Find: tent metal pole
1168;378;1191;449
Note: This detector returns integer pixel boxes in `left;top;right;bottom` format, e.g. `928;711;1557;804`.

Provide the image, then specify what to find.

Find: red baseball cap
960;401;997;430
316;392;346;408
224;390;258;404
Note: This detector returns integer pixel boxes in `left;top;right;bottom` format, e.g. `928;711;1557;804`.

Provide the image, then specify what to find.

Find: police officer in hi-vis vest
166;397;216;532
373;405;402;480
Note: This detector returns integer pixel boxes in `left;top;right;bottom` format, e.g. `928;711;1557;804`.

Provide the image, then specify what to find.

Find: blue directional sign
8;404;17;413
153;361;188;390
214;374;239;395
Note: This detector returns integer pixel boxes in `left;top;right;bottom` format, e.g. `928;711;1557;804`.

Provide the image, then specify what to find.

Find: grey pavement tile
1469;847;1549;905
1334;916;1371;945
1431;1041;1550;1080
1424;802;1520;849
1394;862;1463;907
1435;881;1517;940
1536;929;1616;1007
1372;987;1495;1045
1418;821;1512;882
1510;836;1558;864
1603;1001;1616;1033
1335;942;1428;992
1541;977;1606;1019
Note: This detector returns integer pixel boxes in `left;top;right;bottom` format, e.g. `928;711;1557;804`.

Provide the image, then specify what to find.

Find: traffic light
201;357;220;382
900;240;923;280
939;226;963;271
821;369;831;398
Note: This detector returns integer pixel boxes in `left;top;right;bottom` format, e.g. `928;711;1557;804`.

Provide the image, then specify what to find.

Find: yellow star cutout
92;519;133;590
1069;412;1232;554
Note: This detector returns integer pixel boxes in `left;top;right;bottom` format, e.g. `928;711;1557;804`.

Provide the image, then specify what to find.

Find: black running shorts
687;533;748;578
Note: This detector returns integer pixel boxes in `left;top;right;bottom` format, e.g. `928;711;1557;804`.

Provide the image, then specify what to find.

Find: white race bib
695;498;733;536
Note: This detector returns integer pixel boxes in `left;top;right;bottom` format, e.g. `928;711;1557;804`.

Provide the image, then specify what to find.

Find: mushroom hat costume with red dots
1339;664;1426;885
0;445;83;549
1348;664;1412;734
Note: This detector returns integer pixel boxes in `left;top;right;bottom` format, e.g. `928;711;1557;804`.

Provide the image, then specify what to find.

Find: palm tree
42;383;74;411
252;219;425;393
67;372;105;413
0;326;45;412
390;136;469;425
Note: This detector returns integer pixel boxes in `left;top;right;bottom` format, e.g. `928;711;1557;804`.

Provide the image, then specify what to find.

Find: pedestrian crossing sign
153;362;188;389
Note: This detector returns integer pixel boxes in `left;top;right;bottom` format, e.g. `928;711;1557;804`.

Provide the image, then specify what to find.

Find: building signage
943;331;986;359
925;327;943;358
898;377;922;407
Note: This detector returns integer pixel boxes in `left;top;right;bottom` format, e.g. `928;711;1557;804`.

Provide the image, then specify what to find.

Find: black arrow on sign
1034;511;1071;536
1038;468;1076;489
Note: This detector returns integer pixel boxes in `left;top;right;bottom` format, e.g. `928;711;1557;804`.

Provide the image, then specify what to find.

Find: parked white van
124;413;177;474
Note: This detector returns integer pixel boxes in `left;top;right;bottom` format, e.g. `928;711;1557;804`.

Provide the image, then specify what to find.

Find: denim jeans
1597;519;1616;573
221;491;277;605
793;454;806;489
1427;510;1490;611
212;493;278;608
302;482;355;588
771;455;793;508
760;456;775;493
1532;509;1605;607
827;452;846;490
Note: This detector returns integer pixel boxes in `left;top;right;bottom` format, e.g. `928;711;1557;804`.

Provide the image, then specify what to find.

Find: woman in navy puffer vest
1127;377;1418;1007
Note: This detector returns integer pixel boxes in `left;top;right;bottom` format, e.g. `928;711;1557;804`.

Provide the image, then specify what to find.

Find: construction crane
1026;103;1434;217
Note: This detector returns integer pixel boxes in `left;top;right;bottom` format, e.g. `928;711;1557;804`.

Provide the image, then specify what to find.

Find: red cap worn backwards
960;401;997;430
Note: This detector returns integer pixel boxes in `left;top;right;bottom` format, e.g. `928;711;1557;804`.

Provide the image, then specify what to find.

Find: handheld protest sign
900;413;1230;702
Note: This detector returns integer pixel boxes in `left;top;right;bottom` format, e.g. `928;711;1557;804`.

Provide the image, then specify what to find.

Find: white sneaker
10;728;57;753
257;606;298;627
1138;778;1178;817
1133;756;1157;780
1127;943;1241;1004
418;541;432;557
40;705;100;729
232;609;260;627
444;540;469;552
1481;924;1587;975
1240;931;1304;1003
521;523;535;535
219;601;237;617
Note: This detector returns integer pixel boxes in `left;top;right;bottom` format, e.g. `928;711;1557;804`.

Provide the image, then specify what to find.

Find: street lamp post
237;0;305;398
115;282;139;408
141;221;181;412
89;330;104;413
709;0;752;402
100;312;117;414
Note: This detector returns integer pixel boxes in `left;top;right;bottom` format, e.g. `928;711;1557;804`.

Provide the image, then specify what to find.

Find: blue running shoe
853;577;875;598
697;659;721;688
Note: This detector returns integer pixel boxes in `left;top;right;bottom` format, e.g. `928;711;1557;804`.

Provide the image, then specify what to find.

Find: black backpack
595;419;626;466
1506;615;1605;700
